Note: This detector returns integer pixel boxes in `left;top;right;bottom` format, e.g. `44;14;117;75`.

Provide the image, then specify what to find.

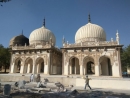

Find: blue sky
0;0;130;48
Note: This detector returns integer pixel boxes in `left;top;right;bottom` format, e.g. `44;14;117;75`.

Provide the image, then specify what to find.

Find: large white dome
29;26;56;46
75;23;106;43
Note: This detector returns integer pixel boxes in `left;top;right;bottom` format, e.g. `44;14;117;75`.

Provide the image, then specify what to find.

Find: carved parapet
63;41;118;48
12;43;52;50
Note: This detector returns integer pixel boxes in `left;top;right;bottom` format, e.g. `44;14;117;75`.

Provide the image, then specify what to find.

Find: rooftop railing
63;41;118;48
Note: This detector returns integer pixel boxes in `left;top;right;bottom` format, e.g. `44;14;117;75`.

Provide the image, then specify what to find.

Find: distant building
9;15;123;77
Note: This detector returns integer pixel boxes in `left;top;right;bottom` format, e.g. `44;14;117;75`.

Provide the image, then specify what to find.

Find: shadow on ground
8;90;130;98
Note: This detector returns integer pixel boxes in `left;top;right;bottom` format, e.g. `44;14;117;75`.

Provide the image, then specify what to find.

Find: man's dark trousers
84;83;91;90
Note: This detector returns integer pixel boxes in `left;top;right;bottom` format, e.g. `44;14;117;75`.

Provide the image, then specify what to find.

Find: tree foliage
0;44;11;73
0;0;11;3
121;45;130;72
0;0;11;6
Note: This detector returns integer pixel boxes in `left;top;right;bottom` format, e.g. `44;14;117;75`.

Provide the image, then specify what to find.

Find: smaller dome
9;34;29;47
29;26;56;46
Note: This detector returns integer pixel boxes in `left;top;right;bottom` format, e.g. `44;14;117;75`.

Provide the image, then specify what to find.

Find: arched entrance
41;62;44;73
25;58;33;73
69;57;80;75
35;57;44;74
99;56;112;76
83;57;95;75
14;58;22;73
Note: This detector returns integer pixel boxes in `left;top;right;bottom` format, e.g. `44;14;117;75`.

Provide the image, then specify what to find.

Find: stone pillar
32;58;36;74
84;64;86;75
37;64;40;73
10;63;15;73
70;65;72;74
48;50;52;75
112;48;122;77
95;64;100;76
27;64;30;73
75;65;76;74
80;65;84;75
64;63;69;75
44;51;52;75
20;62;24;74
9;52;13;73
62;51;65;75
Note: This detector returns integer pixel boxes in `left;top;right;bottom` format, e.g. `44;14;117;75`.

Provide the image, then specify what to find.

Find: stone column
24;64;28;73
20;61;24;74
27;64;30;73
75;65;76;74
95;63;100;76
10;63;15;73
37;63;40;73
49;50;52;74
80;65;84;75
32;57;36;74
9;52;13;73
70;65;72;74
112;48;122;77
62;51;65;75
84;64;86;75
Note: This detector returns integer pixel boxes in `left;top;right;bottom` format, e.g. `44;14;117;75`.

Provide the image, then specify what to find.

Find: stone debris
15;80;26;89
43;78;49;83
55;82;64;92
0;80;129;98
31;88;51;92
106;96;120;98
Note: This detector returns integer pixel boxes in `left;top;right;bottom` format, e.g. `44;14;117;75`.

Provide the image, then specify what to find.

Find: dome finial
43;18;45;27
22;30;23;35
88;13;91;23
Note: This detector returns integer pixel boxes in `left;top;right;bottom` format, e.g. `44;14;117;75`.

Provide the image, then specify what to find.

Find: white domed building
10;19;62;75
9;16;123;77
61;15;123;77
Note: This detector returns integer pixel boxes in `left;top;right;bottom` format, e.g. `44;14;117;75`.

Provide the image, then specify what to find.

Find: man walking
84;75;91;90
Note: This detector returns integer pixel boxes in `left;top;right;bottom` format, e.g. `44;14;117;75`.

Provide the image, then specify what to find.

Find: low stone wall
76;78;130;90
0;74;130;90
0;75;76;86
43;77;76;86
0;75;29;82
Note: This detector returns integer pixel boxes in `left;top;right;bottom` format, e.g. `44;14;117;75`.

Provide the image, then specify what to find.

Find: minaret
116;30;120;45
62;35;65;44
88;13;91;23
43;18;45;27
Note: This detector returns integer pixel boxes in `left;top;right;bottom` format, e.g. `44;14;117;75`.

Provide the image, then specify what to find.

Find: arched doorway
35;57;44;74
69;57;80;75
87;61;94;74
99;56;112;76
14;58;22;73
25;58;33;73
40;62;44;73
83;57;95;75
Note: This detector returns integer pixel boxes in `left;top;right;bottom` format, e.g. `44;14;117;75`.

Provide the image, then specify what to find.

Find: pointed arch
83;56;95;75
69;56;80;75
25;57;33;73
99;56;112;76
35;57;44;74
14;57;22;73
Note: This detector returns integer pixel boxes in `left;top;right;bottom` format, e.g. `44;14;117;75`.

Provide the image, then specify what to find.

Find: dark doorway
86;61;94;74
40;62;44;73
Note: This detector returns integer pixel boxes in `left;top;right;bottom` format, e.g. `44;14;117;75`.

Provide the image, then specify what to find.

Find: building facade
9;16;123;77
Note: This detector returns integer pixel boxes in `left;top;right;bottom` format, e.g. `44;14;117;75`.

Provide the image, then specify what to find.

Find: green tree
0;44;11;73
0;0;11;6
121;45;130;72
